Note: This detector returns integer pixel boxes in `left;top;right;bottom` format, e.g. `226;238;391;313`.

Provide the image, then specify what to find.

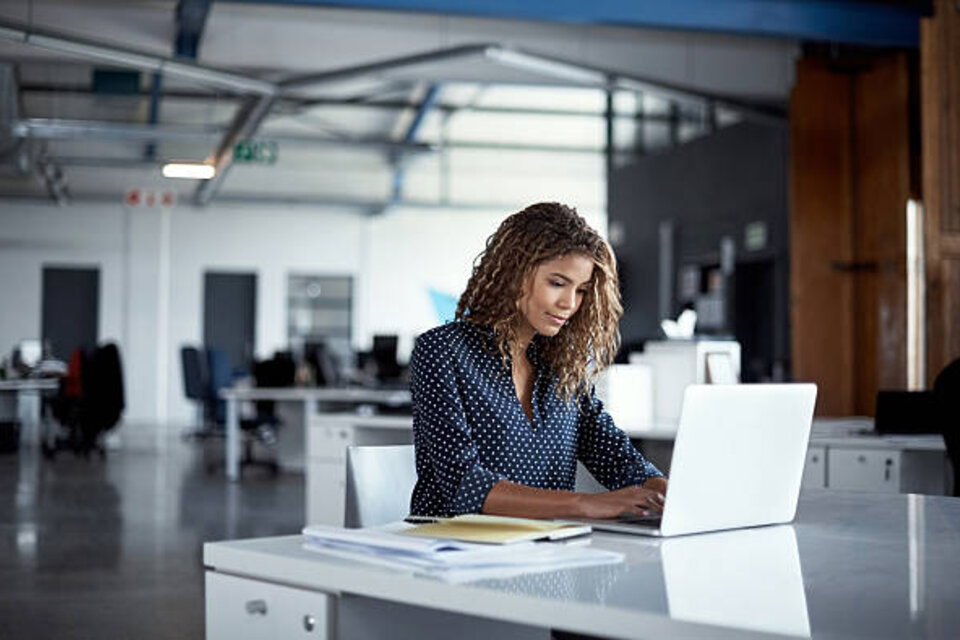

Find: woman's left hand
643;476;668;496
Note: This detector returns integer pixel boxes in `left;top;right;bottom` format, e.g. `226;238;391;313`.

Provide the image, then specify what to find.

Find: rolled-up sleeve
576;386;663;490
410;335;506;516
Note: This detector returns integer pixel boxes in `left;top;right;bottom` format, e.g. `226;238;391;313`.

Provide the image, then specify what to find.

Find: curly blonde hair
456;202;623;402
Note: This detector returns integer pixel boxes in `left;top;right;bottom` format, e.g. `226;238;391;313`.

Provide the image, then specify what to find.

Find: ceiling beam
20;84;764;121
221;0;927;48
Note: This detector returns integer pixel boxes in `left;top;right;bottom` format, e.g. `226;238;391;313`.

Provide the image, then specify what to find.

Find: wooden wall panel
855;54;910;410
790;61;855;416
921;0;960;380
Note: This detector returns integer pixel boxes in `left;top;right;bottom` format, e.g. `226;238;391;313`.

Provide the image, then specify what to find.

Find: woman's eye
550;280;564;287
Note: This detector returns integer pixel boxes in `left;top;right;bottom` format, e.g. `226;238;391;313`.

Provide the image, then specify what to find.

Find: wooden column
790;61;856;416
791;54;911;416
922;0;960;381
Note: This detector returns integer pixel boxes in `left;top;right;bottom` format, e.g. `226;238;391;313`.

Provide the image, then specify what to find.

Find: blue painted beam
392;83;440;201
222;0;925;48
175;0;213;58
149;1;210;159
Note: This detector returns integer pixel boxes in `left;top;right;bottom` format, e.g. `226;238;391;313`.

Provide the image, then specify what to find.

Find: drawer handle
885;458;894;482
857;455;867;463
303;614;316;632
246;599;268;616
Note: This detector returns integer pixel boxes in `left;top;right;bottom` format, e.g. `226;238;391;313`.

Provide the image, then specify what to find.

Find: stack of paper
301;522;623;583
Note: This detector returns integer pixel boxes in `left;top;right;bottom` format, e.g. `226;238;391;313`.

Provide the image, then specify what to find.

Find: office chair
206;348;280;476
344;445;417;528
180;345;211;438
45;343;124;459
933;358;960;497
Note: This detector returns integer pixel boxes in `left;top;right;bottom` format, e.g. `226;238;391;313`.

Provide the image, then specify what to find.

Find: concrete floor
0;433;304;639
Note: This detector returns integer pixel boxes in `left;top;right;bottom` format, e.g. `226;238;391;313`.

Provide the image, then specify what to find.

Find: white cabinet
828;449;902;492
206;572;332;640
802;446;827;489
825;447;948;494
306;415;412;526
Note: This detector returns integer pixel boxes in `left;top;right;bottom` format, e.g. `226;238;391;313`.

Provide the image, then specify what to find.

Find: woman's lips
546;313;567;326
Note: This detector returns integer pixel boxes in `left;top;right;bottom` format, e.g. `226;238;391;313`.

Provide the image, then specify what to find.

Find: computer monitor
16;339;42;369
372;335;401;381
304;340;340;387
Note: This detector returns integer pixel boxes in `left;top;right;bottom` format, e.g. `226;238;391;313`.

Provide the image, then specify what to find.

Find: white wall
0;198;605;428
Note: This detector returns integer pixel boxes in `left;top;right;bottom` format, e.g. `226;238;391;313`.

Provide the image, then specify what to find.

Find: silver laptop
574;383;818;537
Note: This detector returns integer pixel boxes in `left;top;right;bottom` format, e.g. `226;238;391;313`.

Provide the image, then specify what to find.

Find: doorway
203;272;256;375
41;266;100;360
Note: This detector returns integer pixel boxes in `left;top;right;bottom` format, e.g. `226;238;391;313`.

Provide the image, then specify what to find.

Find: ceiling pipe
0;19;275;96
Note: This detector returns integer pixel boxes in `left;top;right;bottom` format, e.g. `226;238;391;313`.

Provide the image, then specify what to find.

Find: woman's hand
574;483;667;520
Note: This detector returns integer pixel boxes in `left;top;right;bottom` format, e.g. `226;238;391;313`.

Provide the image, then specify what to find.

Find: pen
404;515;439;524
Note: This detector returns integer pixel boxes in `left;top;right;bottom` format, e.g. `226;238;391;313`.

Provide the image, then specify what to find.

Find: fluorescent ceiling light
162;162;215;180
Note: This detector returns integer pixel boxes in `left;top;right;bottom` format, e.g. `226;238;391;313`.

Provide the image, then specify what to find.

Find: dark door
41;266;100;360
734;260;775;383
203;272;256;375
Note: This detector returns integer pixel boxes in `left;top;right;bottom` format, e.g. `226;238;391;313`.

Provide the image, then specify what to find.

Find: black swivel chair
933;358;960;497
875;357;960;497
45;343;124;459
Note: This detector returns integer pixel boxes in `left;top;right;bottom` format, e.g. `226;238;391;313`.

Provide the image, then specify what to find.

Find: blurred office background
1;1;959;637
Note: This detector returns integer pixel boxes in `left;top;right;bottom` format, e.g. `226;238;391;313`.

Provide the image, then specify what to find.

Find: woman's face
517;253;595;340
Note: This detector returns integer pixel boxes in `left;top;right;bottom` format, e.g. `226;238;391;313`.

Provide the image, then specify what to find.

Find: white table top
0;378;59;392
220;386;410;406
205;491;960;639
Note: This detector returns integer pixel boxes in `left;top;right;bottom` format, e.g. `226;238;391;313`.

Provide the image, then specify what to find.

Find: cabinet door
206;571;332;640
828;449;901;492
307;462;346;526
802;446;827;489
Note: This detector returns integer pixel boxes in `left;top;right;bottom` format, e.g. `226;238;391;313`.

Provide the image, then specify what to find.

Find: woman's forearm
481;478;669;520
481;480;584;519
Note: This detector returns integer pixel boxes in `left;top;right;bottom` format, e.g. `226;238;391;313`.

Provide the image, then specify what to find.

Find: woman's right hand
575;485;666;519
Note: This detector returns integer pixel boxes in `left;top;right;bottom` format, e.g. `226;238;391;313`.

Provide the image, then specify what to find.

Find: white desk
204;491;960;640
219;387;411;481
0;378;59;446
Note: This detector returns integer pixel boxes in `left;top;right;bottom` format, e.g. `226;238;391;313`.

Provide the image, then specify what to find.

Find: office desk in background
219;387;411;481
0;378;59;446
633;417;952;496
204;491;960;640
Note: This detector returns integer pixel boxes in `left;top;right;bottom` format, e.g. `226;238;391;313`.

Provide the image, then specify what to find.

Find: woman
410;202;667;519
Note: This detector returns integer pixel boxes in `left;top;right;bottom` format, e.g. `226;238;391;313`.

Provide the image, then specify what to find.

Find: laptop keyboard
617;513;662;526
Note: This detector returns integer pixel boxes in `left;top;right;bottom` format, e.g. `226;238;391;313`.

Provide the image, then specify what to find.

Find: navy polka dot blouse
409;320;663;517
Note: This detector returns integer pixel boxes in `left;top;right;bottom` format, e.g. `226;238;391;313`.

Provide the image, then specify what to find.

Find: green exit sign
233;140;278;165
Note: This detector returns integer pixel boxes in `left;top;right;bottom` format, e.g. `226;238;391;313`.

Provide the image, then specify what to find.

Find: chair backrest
205;348;233;425
84;343;125;431
181;346;207;400
345;445;416;528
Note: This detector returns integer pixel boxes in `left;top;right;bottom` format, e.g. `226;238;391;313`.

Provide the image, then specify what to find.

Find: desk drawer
802;446;827;489
828;449;901;492
307;423;412;462
206;571;332;640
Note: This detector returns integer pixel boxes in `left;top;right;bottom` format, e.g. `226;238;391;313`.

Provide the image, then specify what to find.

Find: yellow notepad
401;514;591;544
